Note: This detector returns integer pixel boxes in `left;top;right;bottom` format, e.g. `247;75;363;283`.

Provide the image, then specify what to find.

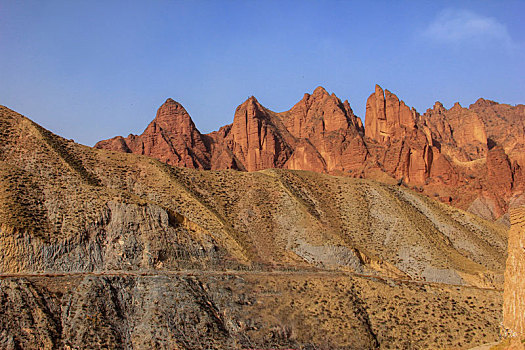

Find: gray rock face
0;202;223;273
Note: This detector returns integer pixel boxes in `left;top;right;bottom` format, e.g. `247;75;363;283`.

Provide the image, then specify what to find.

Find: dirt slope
0;105;510;349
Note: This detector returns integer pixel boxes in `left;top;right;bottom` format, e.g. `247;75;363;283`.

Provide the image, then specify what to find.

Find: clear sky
1;0;524;146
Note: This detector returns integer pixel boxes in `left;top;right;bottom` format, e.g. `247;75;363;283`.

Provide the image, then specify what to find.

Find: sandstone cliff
96;87;369;175
96;86;525;221
95;98;214;168
365;84;417;142
504;206;525;337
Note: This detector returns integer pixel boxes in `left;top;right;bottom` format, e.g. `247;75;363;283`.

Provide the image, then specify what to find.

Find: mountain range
96;85;525;222
0;101;514;349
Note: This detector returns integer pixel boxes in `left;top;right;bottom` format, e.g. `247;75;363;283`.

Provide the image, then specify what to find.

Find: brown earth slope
96;86;525;221
0;105;510;349
0;105;508;286
0;273;503;350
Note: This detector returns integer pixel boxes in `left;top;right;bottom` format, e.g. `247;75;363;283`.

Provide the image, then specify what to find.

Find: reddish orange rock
96;85;524;220
95;99;212;169
470;98;525;167
277;86;367;172
221;96;293;172
365;85;417;142
487;145;514;196
422;101;487;161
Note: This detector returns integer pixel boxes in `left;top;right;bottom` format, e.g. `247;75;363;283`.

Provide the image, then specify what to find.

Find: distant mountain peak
95;87;525;221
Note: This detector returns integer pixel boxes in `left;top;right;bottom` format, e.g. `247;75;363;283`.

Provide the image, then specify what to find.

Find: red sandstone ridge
278;86;367;172
364;85;435;185
96;85;525;221
365;85;417;142
423;101;487;162
96;87;368;174
220;96;294;172
95;99;213;168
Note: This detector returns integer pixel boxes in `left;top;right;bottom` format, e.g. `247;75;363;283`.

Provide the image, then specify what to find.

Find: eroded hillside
0;105;510;349
0;272;503;349
0;105;507;286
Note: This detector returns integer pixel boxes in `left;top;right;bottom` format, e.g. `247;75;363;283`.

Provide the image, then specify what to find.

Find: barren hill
0;104;511;348
96;86;525;221
0;105;507;285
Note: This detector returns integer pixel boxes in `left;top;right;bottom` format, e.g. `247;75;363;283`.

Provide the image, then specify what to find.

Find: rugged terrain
504;206;525;337
0;104;513;349
0;272;503;350
96;86;525;221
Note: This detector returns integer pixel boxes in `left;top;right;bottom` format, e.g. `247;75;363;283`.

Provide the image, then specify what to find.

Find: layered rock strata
96;86;525;220
504;206;525;337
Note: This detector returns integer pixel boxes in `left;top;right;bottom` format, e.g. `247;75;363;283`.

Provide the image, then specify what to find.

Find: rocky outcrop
94;86;524;220
365;85;417;142
504;206;525;337
97;87;368;174
220;96;294;172
487;145;514;195
95;99;213;168
0;201;223;273
364;88;522;218
470;98;525;165
423;101;487;161
278;86;367;172
363;86;441;185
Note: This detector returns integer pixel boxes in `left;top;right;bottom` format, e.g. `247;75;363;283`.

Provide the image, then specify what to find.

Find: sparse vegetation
0;105;510;348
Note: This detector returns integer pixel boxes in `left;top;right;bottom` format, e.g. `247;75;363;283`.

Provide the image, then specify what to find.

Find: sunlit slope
0;106;507;287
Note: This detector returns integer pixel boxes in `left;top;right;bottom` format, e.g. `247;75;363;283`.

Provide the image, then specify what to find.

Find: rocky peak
364;84;416;142
93;88;523;221
422;98;488;162
470;98;498;109
226;97;292;172
430;101;446;115
95;98;211;169
149;98;198;135
234;96;266;121
451;102;462;110
312;86;329;98
283;87;359;138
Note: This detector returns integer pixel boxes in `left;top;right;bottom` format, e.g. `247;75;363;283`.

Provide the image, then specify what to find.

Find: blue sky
1;0;524;146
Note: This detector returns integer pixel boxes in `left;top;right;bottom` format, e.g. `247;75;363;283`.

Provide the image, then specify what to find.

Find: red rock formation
221;96;294;172
487;145;514;197
470;98;525;167
364;86;438;185
422;101;487;162
95;99;213;168
277;86;367;172
96;85;524;220
365;85;417;142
